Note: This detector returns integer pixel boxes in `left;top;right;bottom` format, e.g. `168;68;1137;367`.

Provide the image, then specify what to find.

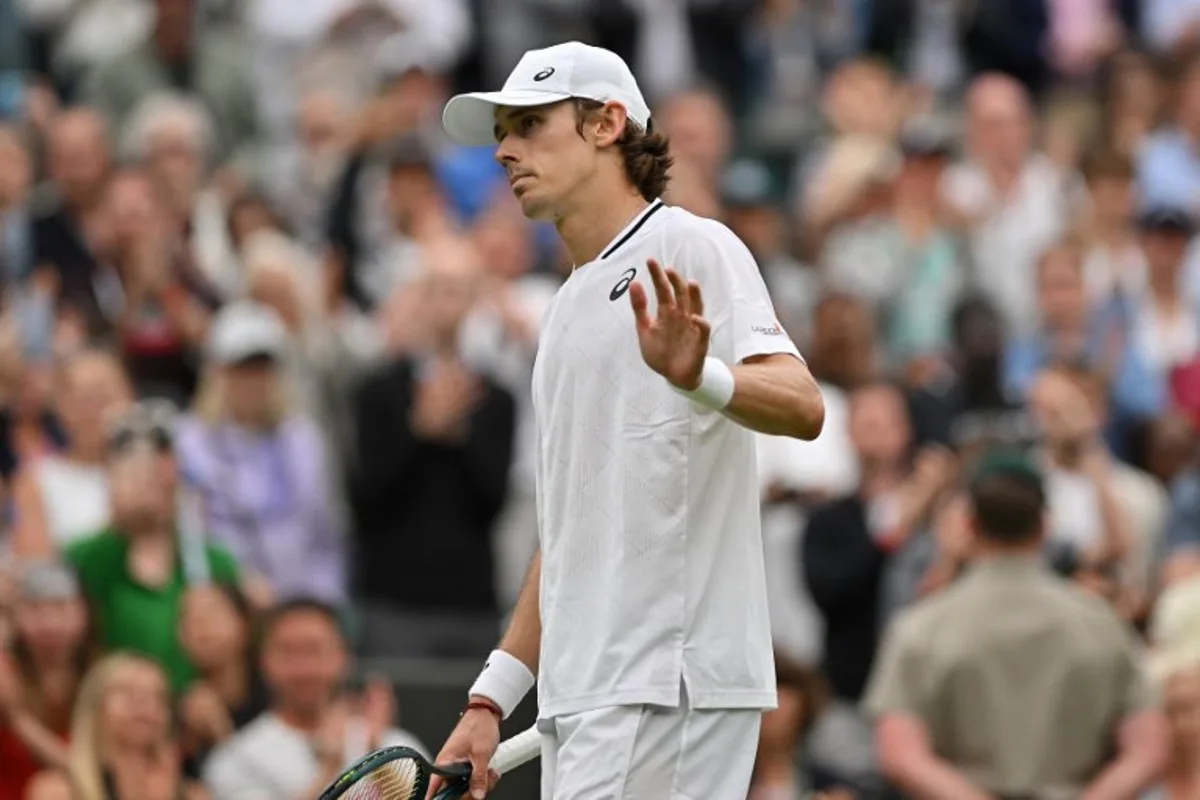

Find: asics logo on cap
533;67;556;82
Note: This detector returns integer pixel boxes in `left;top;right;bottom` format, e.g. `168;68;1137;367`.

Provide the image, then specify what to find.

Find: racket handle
489;726;541;775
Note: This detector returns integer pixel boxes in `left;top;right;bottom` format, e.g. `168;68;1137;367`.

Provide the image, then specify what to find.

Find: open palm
629;259;710;390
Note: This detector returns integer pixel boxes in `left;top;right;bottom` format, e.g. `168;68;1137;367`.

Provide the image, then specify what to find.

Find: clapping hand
411;360;481;441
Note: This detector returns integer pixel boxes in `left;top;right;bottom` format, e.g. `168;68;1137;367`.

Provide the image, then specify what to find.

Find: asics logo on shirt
610;268;637;301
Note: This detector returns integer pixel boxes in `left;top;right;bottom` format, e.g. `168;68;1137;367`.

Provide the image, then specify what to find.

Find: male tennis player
430;41;825;800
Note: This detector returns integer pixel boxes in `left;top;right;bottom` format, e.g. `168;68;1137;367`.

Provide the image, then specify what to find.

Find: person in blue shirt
1004;238;1164;457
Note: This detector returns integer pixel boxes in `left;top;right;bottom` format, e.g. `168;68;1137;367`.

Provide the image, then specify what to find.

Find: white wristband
673;357;735;410
469;650;535;719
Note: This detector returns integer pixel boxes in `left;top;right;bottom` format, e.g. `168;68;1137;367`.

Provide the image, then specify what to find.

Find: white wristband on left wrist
673;357;735;410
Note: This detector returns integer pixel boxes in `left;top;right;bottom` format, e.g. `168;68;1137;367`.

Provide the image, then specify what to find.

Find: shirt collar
597;199;666;262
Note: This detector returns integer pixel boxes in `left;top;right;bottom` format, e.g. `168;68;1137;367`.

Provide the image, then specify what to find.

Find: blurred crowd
3;0;1200;799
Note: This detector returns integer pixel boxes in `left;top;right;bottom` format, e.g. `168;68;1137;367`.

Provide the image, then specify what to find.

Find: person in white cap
431;41;825;800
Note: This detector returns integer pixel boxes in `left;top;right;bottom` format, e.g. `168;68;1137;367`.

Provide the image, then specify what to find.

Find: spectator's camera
950;408;1040;454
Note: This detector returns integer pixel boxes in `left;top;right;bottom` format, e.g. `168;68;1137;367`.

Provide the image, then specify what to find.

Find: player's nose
494;137;520;166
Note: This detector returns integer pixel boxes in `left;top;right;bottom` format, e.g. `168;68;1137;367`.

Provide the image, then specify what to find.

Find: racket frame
317;746;470;800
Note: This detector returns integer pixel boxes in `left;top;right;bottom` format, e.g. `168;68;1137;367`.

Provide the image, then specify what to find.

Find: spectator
1157;440;1200;588
0;314;64;485
866;449;1169;800
33;109;113;319
0;124;33;285
351;239;516;659
805;135;900;262
908;295;1032;452
1103;50;1165;158
104;167;215;403
81;0;260;167
46;653;198;800
120;92;235;303
747;653;828;800
824;124;963;369
203;599;424;799
10;348;132;556
245;0;470;145
1128;207;1200;383
323;56;457;313
1138;51;1200;214
747;0;860;152
177;584;266;777
327;137;454;313
805;292;878;394
1078;149;1146;308
224;190;286;259
1142;665;1200;800
65;400;240;693
803;380;957;795
720;157;818;342
943;73;1073;336
259;86;355;258
655;87;734;198
241;228;384;531
662;154;723;219
1045;0;1123;83
1004;239;1165;437
176;301;346;603
1138;412;1196;486
0;561;91;800
12;0;150;95
1029;365;1167;614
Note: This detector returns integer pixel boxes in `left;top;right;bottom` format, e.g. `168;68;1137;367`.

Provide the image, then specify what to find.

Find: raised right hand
179;682;233;745
426;706;501;800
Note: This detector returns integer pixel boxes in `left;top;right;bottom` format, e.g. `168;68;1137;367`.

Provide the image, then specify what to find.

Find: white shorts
538;697;761;799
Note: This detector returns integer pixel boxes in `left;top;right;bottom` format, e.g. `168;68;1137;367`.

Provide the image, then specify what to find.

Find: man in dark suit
351;236;516;659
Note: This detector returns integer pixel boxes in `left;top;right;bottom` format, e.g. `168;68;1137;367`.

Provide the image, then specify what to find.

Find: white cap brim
443;89;572;147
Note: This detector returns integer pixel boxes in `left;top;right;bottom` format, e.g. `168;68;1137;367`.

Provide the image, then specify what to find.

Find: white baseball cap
442;41;652;147
208;301;289;366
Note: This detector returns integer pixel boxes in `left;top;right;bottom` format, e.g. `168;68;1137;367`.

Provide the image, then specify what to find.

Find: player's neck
556;184;649;267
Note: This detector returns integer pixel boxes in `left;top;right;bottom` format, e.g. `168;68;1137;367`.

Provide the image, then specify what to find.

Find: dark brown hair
574;99;673;201
773;652;828;738
970;471;1045;543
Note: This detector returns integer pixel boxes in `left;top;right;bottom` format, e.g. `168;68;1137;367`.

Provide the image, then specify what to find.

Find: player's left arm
723;352;824;439
630;230;824;440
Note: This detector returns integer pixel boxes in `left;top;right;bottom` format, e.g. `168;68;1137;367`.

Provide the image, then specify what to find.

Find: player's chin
514;192;555;221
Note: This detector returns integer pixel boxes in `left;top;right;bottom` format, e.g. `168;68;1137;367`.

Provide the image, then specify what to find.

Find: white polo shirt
532;199;802;719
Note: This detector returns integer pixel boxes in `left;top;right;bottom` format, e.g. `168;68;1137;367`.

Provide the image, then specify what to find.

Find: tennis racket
318;725;541;800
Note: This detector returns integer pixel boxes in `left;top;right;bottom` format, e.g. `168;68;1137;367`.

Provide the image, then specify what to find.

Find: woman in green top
65;401;240;694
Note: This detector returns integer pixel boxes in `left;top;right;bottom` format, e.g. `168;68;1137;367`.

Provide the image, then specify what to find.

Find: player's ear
592;102;628;148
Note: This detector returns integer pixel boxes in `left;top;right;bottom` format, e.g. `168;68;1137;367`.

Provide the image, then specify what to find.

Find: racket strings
340;757;426;800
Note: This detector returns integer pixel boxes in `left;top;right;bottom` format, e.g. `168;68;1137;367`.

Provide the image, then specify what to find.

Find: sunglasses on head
107;399;178;456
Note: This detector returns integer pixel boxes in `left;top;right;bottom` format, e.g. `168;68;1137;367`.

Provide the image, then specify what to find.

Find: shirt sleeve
202;747;272;800
673;220;802;365
862;612;928;719
208;545;241;586
1118;628;1158;715
1165;472;1200;554
64;534;111;596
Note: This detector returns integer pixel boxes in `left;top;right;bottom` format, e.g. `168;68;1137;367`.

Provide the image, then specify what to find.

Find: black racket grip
430;761;473;800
